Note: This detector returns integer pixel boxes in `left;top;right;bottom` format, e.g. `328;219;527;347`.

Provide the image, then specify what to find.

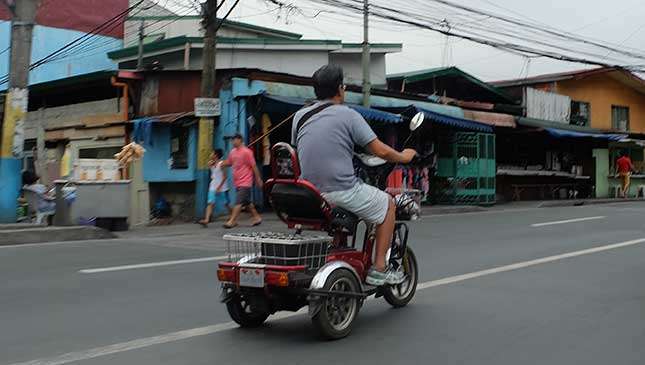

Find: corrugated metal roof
259;94;403;124
386;66;516;104
414;106;494;133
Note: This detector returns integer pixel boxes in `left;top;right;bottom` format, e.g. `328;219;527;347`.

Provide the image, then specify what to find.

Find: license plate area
239;264;265;288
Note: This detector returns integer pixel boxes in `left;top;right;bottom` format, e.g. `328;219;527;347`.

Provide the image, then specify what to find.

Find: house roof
387;66;517;104
28;70;117;92
127;15;303;40
491;67;645;95
107;35;401;60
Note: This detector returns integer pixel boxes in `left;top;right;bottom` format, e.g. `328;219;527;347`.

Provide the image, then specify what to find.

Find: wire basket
223;232;332;271
387;188;422;220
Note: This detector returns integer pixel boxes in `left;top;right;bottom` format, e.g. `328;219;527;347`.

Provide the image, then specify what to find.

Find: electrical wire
301;0;645;72
0;0;146;86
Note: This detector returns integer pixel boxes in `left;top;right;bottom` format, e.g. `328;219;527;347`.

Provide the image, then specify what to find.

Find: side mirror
410;112;424;131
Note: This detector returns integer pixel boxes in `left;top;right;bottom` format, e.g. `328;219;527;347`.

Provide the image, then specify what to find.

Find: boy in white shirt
199;149;230;227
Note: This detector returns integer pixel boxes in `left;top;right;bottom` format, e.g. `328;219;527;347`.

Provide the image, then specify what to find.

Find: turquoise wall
593;149;609;198
0;22;120;87
142;124;197;183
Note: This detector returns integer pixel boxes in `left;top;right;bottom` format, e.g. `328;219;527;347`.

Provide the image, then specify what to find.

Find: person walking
616;151;635;198
223;134;263;228
198;149;230;227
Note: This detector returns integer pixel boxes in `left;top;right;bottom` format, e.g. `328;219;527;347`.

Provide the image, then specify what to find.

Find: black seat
269;182;327;221
330;207;359;233
268;180;360;234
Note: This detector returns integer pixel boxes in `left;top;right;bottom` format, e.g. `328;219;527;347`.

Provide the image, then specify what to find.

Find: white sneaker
366;267;406;286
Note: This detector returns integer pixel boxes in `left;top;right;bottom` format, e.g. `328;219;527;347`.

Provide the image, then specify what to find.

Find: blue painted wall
142;124;197;182
0;22;121;87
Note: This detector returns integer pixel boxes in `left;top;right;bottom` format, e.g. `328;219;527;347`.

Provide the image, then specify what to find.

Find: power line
0;0;146;85
304;0;645;72
22;5;196;68
215;0;242;32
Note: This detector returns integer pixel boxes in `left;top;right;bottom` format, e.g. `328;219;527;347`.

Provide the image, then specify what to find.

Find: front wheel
383;246;418;307
311;269;361;340
225;291;270;328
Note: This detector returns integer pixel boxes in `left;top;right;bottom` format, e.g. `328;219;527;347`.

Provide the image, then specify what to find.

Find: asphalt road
2;202;645;365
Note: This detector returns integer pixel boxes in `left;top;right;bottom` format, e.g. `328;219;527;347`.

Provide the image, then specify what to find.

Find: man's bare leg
225;204;243;227
247;204;262;225
373;198;396;272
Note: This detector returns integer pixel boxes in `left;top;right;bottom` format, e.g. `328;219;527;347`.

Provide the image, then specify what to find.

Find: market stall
495;126;623;201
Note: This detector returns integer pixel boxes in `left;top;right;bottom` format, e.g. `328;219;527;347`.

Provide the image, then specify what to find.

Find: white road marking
12;237;645;365
78;256;229;274
418;238;645;289
530;216;605;227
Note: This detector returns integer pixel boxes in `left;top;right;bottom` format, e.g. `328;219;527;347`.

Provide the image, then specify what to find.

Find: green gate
435;132;496;205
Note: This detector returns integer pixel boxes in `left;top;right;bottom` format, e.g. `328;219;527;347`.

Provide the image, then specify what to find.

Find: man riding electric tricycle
217;65;425;339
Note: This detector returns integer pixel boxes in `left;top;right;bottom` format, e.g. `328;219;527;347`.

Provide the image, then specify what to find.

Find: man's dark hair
233;133;243;140
214;148;223;158
621;150;629;157
312;64;344;100
22;170;39;185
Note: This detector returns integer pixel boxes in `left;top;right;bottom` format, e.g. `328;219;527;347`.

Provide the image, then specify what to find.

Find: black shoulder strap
295;102;334;142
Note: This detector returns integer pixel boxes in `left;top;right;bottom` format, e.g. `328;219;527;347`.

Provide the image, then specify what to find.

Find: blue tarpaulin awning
413;106;494;133
544;128;627;141
259;94;403;124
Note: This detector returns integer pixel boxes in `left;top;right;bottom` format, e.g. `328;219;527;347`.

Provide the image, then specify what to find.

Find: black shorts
236;187;253;206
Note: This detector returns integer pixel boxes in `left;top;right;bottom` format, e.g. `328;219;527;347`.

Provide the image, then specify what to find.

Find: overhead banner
0;0;129;38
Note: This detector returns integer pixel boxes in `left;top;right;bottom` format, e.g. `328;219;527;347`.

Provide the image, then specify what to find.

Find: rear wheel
383;247;418;307
225;291;270;328
312;269;361;340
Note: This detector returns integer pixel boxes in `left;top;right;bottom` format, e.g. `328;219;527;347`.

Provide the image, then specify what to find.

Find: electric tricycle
217;114;425;339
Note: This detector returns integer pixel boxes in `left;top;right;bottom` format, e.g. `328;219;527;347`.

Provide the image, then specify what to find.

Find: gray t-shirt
291;101;377;193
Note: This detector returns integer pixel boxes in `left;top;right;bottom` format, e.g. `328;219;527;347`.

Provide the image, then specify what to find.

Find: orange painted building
493;68;645;133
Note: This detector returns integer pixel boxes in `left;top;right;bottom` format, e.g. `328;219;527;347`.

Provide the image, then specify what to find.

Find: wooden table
497;170;591;201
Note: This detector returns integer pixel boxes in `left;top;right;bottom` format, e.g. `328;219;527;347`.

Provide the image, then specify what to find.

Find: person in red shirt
616;151;635;198
222;134;263;228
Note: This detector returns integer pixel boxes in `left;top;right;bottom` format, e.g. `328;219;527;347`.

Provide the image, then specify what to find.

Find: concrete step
0;226;115;246
538;198;645;208
0;223;46;230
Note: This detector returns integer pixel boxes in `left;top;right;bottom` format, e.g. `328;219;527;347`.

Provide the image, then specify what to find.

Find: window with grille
570;101;590;126
170;124;189;169
612;105;630;131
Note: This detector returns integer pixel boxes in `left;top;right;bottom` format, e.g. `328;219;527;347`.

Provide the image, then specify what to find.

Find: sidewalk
5;198;642;246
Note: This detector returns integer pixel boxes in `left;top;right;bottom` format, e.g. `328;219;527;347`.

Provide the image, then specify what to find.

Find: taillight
266;271;289;287
217;268;235;282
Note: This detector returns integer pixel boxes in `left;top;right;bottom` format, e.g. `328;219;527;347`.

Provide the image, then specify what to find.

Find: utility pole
136;20;144;70
196;0;217;218
361;0;370;107
0;0;38;223
200;0;217;98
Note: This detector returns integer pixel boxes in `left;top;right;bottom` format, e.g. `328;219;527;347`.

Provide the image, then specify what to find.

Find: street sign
194;97;220;117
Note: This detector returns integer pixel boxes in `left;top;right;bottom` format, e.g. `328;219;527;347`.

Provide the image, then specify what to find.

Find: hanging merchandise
387;168;403;189
421;167;430;201
59;145;72;178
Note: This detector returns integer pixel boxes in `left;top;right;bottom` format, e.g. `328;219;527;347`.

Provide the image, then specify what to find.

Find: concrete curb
538;198;644;208
0;226;116;246
422;206;487;215
0;223;46;230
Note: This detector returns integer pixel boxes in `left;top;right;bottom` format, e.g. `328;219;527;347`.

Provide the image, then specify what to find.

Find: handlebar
354;150;433;191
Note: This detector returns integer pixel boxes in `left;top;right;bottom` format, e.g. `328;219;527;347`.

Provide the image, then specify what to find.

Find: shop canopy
259;94;403;124
411;106;494;133
544;128;627;141
518;117;627;140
